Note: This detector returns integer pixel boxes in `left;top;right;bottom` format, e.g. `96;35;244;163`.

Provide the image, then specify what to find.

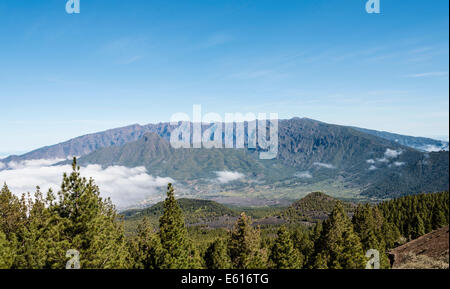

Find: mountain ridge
1;117;447;164
351;126;449;152
1;118;447;206
73;120;448;203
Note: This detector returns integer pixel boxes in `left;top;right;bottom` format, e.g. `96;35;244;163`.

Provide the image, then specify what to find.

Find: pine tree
0;183;28;269
312;221;323;243
13;187;65;269
130;218;162;269
302;221;323;268
228;212;267;269
313;252;328;269
431;204;447;230
204;239;232;269
0;183;27;240
0;230;15;269
313;201;365;269
48;158;132;268
352;204;390;269
411;215;425;239
158;183;201;269
269;226;303;269
292;228;314;266
378;192;449;240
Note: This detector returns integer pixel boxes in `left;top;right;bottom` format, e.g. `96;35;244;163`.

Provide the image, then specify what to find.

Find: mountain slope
2;118;448;205
351;127;449;152
74;120;448;203
1;118;446;164
1;124;150;163
360;150;449;198
281;192;356;221
121;198;238;224
79;118;415;175
78;132;295;181
276;118;410;170
390;226;449;269
0;122;178;164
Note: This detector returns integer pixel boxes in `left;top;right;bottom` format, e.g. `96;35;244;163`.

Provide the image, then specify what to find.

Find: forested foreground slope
1;159;448;269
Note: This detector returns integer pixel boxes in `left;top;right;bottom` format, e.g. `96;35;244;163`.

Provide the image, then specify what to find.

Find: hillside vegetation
390;226;449;269
281;192;356;222
3;118;447;207
71;119;449;205
122;198;239;233
0;160;448;269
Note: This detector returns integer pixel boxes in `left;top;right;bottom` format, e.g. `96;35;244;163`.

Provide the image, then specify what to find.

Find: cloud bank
384;149;402;159
370;149;406;170
313;162;335;169
375;149;403;163
295;171;313;179
6;158;67;169
0;159;173;209
421;144;449;152
215;171;245;183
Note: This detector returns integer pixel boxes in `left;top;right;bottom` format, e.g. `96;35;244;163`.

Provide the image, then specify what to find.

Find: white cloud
0;159;173;209
384;149;402;159
374;149;403;164
295;171;312;179
368;165;377;171
7;158;66;169
313;162;335;169
215;171;245;183
421;144;448;152
366;159;375;164
393;161;405;167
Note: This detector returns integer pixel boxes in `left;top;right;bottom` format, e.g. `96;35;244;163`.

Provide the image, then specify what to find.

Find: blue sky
0;0;448;156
